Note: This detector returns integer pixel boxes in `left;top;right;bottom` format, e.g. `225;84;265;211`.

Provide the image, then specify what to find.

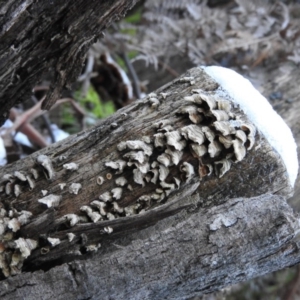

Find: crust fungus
41;190;48;196
105;160;126;173
59;183;67;190
63;214;80;227
115;177;127;186
80;206;102;223
208;141;222;158
165;148;183;165
181;125;205;145
69;183;82;194
104;226;113;234
180;162;195;182
157;153;172;167
154;133;166;148
91;200;107;216
125;140;153;156
190;144;207;158
30;168;39;180
17;211;32;225
38;194;61;208
111;187;123;200
26;174;35;190
36;154;55;180
213;121;236;136
124;151;146;164
14;184;21;197
219;135;233;149
86;244;101;252
215;159;232;178
99;191;112;202
67;233;76;242
15;238;38;258
133;168;145;186
158;164;169;182
14;171;26;182
113;202;124;214
165;131;186;151
47;237;61;247
232;139;246;161
63;162;79;171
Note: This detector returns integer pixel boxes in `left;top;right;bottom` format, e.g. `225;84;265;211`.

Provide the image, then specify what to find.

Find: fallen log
0;66;298;299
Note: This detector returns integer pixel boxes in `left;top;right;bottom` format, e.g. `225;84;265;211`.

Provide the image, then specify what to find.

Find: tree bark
0;0;138;125
0;67;299;299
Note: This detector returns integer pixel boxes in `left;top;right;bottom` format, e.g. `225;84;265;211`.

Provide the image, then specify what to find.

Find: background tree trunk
0;67;299;299
0;0;138;125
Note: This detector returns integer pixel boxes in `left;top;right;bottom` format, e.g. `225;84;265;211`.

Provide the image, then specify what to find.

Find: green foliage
75;86;115;119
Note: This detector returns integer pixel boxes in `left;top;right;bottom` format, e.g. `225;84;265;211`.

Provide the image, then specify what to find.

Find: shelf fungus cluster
0;154;56;198
0;154;58;277
76;90;257;226
0;207;36;277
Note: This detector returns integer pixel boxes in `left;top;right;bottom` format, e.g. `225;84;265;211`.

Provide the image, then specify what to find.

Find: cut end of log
202;66;298;187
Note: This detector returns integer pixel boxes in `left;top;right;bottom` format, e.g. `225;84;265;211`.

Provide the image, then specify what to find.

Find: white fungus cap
202;66;298;187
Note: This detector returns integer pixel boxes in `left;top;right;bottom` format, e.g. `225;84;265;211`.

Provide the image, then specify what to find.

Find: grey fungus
154;133;165;148
133;168;145;186
63;162;79;171
158;164;169;182
165;148;183;165
38;194;61;208
64;214;80;227
80;206;102;223
190;144;207;158
208;141;222;158
14;184;21;197
113;202;124;214
58;183;67;190
219;135;233;149
105;160;126;173
99;191;112;202
165;131;186;151
14;171;26;182
211;110;229;121
235;130;247;143
47;237;61;247
69;183;82;194
67;233;76;242
8;218;20;232
91;200;107;216
15;238;38;258
115;177;127;186
111;187;123;200
26;174;35;190
180;162;195;182
41;190;48;196
30;168;39;180
36;154;55;180
181;125;205;145
232;139;246;161
157;153;172;167
104;226;113;234
215;159;232;178
214;121;236;136
86;244;101;252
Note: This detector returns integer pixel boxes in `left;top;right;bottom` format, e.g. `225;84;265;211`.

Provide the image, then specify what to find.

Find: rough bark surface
0;0;138;124
0;67;298;299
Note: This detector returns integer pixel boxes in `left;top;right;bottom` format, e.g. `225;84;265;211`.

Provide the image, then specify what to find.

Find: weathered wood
0;67;297;299
0;0;138;125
